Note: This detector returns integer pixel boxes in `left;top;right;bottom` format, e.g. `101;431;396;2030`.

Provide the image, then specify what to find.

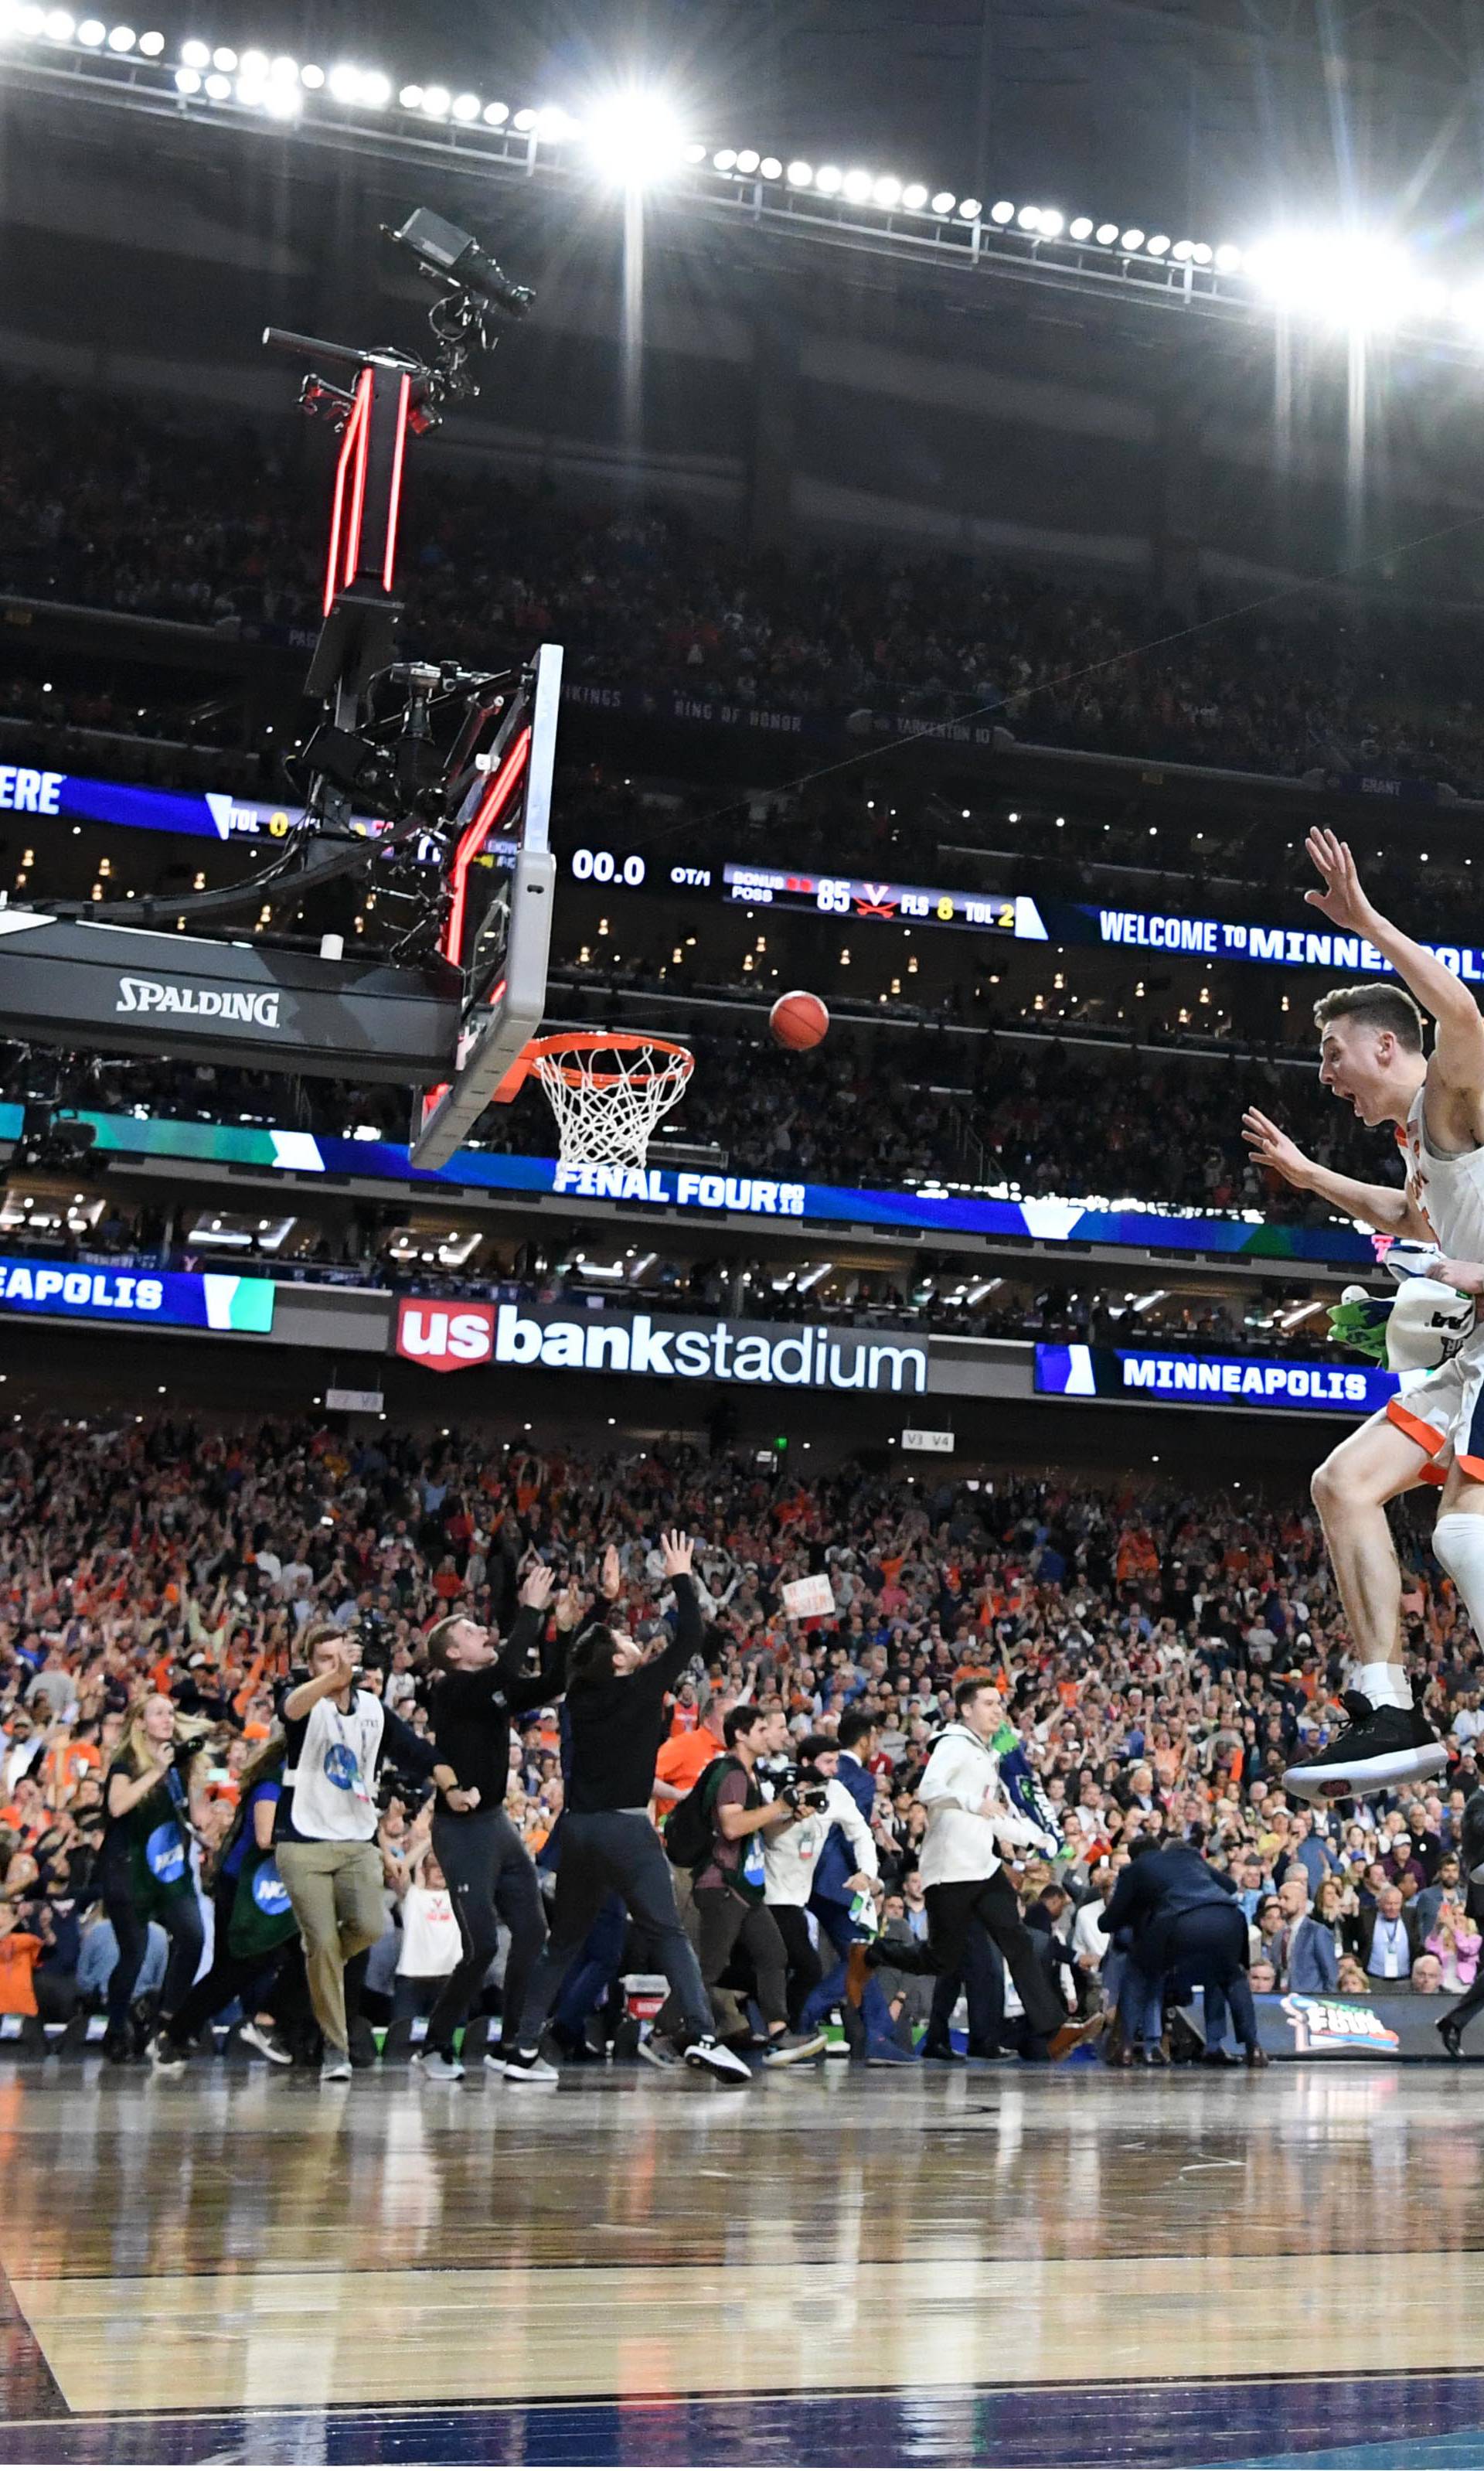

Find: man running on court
1243;825;1483;1802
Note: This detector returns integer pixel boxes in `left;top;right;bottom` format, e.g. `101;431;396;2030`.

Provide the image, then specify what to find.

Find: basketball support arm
0;211;558;1117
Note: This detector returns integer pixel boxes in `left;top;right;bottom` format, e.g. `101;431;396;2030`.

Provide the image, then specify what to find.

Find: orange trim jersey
1384;1083;1484;1480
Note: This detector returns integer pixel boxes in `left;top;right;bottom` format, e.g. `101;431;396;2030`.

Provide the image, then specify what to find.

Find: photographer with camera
763;1733;879;2028
673;1704;827;2067
274;1618;439;2081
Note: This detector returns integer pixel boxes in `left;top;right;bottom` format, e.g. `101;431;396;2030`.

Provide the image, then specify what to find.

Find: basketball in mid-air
770;990;829;1051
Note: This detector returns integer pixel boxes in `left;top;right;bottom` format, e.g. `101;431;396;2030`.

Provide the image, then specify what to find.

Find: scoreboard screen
723;864;1029;934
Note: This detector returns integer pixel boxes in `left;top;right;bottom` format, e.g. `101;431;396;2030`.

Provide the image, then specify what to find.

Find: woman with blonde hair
99;1693;212;2064
150;1733;306;2071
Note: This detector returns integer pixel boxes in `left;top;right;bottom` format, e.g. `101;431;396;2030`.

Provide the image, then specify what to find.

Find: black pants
165;1873;307;2050
928;1919;1006;2052
1159;1905;1258;2053
693;1886;788;2028
103;1874;203;2033
428;1805;547;2054
1441;1970;1484;2040
883;1871;1067;2042
771;1902;823;2024
516;1810;711;2049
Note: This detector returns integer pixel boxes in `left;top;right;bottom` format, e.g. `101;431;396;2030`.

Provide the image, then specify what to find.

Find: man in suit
1102;1835;1264;2067
1360;1882;1424;1987
1438;1790;1484;2057
1273;1874;1339;1995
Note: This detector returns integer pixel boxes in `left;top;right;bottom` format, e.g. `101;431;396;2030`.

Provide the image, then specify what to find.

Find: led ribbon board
18;1104;1380;1264
1035;1341;1397;1413
0;1262;274;1331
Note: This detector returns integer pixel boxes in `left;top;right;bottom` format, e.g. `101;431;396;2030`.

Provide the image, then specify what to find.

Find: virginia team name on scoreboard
723;864;1018;928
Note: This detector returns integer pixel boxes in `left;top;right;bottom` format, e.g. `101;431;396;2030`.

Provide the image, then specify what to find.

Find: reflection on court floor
0;2060;1479;2466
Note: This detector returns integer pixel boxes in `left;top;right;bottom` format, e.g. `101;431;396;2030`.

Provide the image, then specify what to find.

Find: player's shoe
1282;1692;1448;1804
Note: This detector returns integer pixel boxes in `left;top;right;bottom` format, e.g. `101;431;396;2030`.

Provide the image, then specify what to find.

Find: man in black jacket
503;1531;750;2084
1102;1838;1264;2068
418;1559;574;2083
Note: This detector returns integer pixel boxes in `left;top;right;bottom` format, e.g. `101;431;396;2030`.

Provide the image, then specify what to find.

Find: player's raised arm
1241;1106;1424;1236
1305;829;1484;1120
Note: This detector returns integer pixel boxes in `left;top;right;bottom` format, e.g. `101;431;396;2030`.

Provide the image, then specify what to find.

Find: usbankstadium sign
396;1299;928;1391
1035;1341;1397;1415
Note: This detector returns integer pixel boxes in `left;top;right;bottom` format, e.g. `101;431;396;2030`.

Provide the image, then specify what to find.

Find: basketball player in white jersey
1242;827;1479;1801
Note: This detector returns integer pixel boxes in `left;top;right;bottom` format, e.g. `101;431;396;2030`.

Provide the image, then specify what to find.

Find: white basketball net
533;1039;695;1171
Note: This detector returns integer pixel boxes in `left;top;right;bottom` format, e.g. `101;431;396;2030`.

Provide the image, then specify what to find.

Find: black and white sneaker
637;2031;682;2071
683;2035;752;2084
761;2027;829;2067
502;2047;559;2084
1283;1692;1448;1804
240;2019;293;2068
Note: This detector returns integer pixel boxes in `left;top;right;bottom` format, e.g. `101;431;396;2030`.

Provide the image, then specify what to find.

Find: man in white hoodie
850;1678;1103;2063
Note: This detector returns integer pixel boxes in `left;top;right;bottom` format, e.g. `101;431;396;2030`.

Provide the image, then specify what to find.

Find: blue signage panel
1033;1341;1397;1414
0;1259;273;1331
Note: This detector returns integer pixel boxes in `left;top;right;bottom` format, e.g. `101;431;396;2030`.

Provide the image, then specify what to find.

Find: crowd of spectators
0;1421;1474;2056
8;386;1484;793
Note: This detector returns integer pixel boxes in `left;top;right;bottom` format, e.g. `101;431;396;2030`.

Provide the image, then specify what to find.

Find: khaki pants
277;1839;385;2056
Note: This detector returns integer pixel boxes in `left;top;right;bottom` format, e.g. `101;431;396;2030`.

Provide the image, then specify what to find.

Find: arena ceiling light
1247;230;1428;331
583;90;692;187
8;8;1459;343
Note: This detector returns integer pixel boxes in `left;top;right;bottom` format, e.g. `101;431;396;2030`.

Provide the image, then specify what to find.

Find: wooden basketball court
2;2057;1483;2466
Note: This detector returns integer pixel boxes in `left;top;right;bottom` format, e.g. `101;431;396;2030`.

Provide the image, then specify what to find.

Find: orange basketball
770;990;829;1051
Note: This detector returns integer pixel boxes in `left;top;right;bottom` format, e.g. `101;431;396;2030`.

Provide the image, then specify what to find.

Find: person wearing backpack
662;1706;827;2067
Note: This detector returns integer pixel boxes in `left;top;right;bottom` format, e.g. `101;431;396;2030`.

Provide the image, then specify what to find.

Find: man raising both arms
1243;826;1480;1801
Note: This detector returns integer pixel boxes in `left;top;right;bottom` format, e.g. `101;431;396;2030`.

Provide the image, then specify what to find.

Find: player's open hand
1242;1107;1312;1189
1305;829;1376;935
661;1528;693;1577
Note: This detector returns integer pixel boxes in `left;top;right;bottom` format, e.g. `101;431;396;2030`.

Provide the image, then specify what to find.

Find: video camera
775;1763;831;1817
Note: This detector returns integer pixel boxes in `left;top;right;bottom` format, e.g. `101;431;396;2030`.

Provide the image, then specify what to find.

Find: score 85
815;877;853;913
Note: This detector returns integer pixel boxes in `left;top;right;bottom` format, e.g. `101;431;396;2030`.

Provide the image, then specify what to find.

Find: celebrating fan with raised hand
1241;827;1484;1802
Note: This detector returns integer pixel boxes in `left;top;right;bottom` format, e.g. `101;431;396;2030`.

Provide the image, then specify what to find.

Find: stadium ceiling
1;2;1482;361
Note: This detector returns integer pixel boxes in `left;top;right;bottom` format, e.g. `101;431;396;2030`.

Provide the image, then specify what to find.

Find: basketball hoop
525;1031;694;1171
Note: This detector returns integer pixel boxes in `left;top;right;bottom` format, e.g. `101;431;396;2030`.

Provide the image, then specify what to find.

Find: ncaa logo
145;1823;186;1884
323;1743;360;1791
251;1863;291;1916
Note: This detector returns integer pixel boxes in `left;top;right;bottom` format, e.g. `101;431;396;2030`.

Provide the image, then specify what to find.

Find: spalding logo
115;977;283;1028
